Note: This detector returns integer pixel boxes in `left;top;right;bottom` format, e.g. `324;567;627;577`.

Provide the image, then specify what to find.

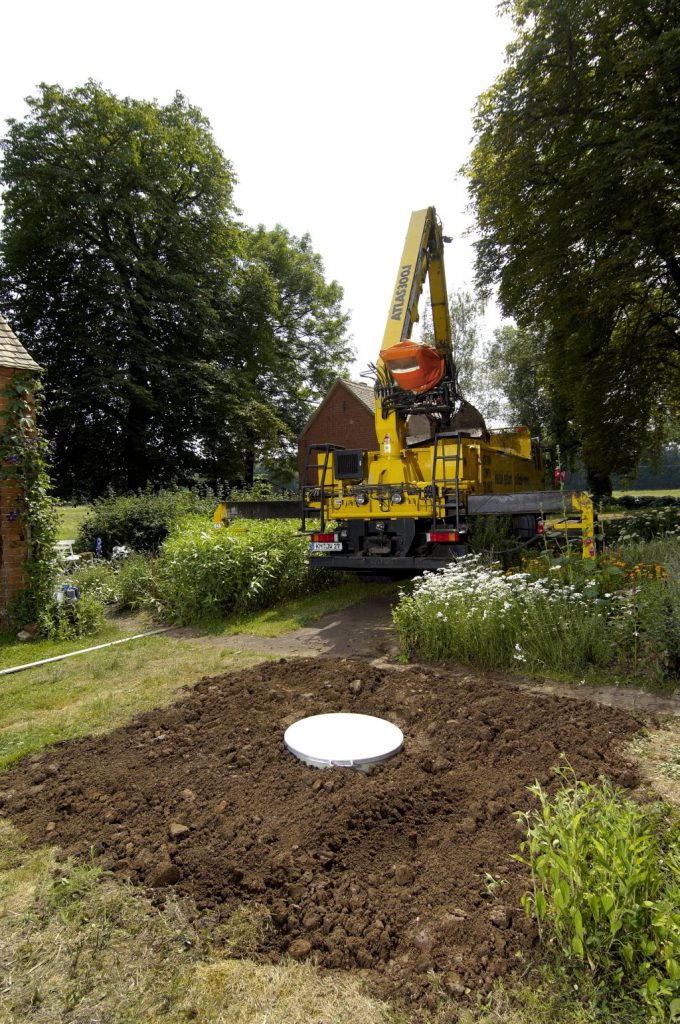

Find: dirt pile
0;658;641;1007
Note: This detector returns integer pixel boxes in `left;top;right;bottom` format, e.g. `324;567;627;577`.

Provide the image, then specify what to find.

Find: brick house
0;314;41;616
298;379;377;483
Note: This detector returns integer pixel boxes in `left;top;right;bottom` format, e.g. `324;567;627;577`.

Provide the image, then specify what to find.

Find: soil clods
0;658;642;1006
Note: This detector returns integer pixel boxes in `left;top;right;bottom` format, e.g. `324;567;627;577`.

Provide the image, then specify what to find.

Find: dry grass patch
181;959;396;1024
0;820;395;1024
629;718;680;807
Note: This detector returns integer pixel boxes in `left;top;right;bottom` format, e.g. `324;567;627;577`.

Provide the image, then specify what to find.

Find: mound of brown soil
0;658;641;1008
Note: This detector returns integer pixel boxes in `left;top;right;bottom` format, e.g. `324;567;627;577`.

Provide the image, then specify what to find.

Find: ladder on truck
300;444;344;533
430;432;463;532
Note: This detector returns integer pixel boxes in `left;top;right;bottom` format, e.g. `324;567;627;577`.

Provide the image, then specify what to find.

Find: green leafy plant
151;517;334;624
516;767;680;1021
394;540;680;684
70;560;119;605
37;591;105;640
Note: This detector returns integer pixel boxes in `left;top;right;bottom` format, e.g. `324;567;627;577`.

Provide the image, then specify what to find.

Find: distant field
613;489;680;498
56;504;90;541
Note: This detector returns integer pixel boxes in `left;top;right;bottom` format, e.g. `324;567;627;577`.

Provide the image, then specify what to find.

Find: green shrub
517;768;680;1021
76;489;218;555
37;591;105;640
603;505;680;546
152;518;330;624
71;554;155;613
115;554;155;611
70;560;119;605
227;481;299;501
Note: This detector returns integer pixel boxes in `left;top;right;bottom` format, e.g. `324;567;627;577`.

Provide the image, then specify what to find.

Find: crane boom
381;207;451;354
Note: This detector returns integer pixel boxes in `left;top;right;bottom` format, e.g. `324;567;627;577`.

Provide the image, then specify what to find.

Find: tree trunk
243;448;255;488
586;466;612;500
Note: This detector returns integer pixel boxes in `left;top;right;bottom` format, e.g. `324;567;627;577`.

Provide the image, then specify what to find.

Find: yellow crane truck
301;207;595;572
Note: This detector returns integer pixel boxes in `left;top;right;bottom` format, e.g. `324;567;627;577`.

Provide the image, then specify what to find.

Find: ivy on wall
0;373;58;626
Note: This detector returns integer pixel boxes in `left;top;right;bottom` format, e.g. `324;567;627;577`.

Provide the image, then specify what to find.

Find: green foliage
517;768;680;1021
466;0;680;490
0;373;58;628
467;514;516;559
0;82;239;496
76;489;218;555
422;287;485;404
0;82;352;497
69;560;119;604
115;554;155;611
227;481;299;501
604;506;680;546
152;518;332;624
37;591;105;640
227;225;353;484
482;325;557;443
69;554;152;612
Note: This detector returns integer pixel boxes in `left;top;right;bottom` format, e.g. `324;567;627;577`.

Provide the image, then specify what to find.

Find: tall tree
466;0;680;494
0;82;351;496
422;287;485;401
199;225;352;485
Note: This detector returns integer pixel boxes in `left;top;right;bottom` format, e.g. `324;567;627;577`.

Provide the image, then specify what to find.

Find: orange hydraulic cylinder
379;340;446;394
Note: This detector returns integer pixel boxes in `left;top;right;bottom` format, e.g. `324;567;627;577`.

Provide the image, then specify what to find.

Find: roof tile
0;314;41;371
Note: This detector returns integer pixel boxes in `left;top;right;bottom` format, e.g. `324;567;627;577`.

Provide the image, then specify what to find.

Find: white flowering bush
393;551;679;681
604;505;680;546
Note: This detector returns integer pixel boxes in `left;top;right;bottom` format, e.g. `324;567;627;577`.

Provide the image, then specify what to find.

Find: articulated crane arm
374;207;461;451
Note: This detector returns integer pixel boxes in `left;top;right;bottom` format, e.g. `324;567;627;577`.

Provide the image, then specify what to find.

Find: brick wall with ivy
0;367;57;626
0;367;30;609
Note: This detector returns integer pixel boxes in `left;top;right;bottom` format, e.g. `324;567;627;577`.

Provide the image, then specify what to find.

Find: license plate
311;542;343;552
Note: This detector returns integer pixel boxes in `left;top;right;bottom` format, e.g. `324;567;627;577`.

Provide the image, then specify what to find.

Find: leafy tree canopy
422;286;485;401
466;0;680;494
0;81;351;496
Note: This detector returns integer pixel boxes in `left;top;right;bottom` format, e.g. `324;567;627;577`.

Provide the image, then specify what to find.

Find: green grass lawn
222;579;399;637
56;504;90;541
0;621;130;671
0;633;268;770
0;580;392;769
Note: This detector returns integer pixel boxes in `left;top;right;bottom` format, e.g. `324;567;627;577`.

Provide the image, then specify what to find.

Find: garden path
167;594;680;717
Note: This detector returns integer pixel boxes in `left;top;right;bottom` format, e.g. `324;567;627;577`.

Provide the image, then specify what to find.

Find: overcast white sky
1;0;513;373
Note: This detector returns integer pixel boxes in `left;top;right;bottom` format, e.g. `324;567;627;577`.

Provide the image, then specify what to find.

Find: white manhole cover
284;712;404;770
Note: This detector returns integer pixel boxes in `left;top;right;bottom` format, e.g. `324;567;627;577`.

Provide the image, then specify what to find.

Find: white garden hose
0;627;174;677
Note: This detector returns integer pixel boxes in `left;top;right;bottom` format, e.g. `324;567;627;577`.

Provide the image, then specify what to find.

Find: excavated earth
0;657;643;1010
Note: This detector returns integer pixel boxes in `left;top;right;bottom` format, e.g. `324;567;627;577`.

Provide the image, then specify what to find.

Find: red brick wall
0;367;31;616
298;384;378;483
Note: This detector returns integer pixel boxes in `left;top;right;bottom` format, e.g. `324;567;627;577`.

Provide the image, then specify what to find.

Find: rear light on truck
426;531;460;543
311;532;337;542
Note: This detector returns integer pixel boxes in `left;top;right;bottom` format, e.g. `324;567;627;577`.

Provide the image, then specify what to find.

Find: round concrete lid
284;712;403;769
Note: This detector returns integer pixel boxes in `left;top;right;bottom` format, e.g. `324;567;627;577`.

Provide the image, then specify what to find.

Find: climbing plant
0;372;58;626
